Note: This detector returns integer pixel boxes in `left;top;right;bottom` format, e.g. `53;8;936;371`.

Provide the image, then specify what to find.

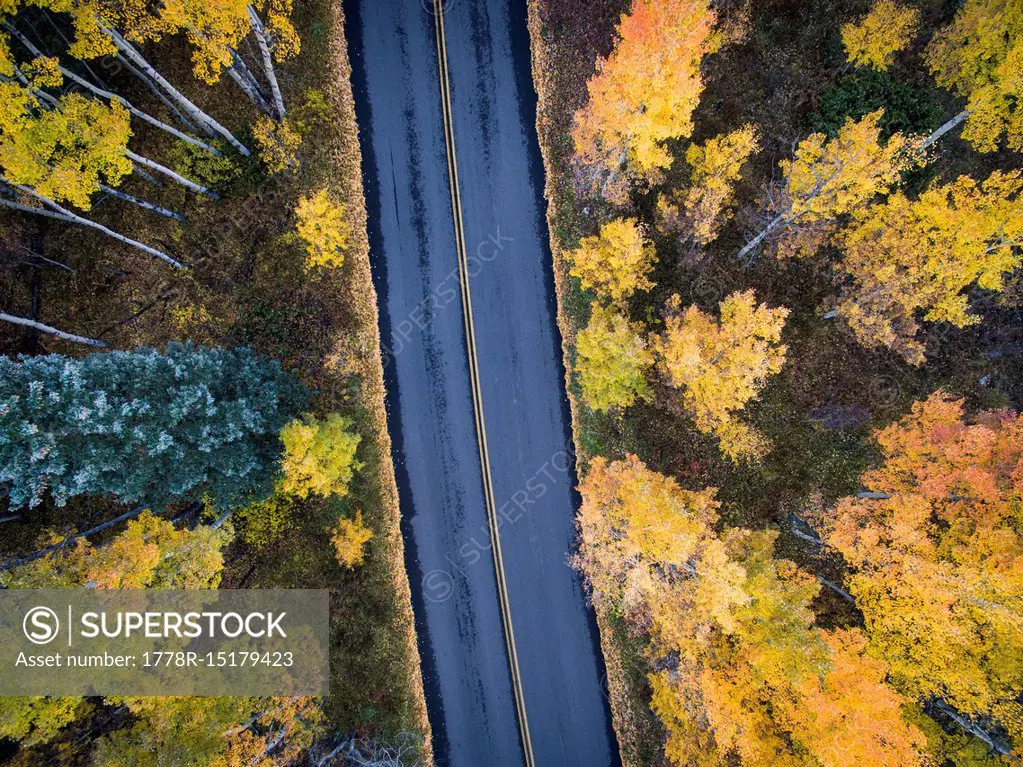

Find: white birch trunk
737;212;786;263
102;27;252;156
99;184;184;220
124;151;219;199
922;109;971;149
0;185;185;267
0;311;108;347
248;6;286;120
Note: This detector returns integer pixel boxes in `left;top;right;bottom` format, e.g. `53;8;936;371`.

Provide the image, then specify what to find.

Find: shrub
330;511;373;568
234;493;295;548
288;89;332;136
169;139;240;190
810;70;943;139
253;116;301;175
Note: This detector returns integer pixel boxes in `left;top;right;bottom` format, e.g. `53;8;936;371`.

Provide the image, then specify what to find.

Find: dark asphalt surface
342;1;619;764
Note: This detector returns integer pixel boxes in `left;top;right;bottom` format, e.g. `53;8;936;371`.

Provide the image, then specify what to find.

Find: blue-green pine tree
0;343;307;510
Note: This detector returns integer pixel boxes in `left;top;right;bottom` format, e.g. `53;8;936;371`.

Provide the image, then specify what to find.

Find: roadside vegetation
0;0;429;764
529;0;1022;764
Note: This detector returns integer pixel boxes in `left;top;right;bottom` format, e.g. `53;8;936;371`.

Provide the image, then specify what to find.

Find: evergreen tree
0;343;307;510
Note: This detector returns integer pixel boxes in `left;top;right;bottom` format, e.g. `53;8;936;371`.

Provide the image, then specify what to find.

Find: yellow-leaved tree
158;0;299;86
294;189;353;270
0;697;85;748
54;0;299;119
841;0;920;71
0;513;237;751
926;0;1023;152
575;454;722;611
655;291;788;461
576;455;928;767
0;0;252;155
658;125;759;244
0;514;322;763
575;304;654;412
279;413;362;499
0;512;229;590
571;0;719;202
682;125;759;244
820;392;1023;759
0;86;131;209
567;217;656;302
739;110;921;261
834;170;1023;365
93;695;320;767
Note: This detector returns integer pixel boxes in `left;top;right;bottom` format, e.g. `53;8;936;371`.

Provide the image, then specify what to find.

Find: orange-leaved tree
571;0;718;203
926;0;1023;152
841;0;920;71
567;217;656;302
576;455;928;767
820;392;1023;758
834;170;1023;365
655;291;788;461
575;453;722;611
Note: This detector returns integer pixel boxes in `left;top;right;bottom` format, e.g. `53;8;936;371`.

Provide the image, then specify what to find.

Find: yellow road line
431;3;536;765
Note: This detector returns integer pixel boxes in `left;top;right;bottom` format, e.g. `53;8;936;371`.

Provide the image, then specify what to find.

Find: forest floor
0;0;431;760
527;0;1023;764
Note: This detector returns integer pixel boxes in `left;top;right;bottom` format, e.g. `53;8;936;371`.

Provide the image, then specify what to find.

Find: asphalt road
343;0;619;764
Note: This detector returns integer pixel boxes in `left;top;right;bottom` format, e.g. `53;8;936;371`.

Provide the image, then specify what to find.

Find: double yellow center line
431;3;536;765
